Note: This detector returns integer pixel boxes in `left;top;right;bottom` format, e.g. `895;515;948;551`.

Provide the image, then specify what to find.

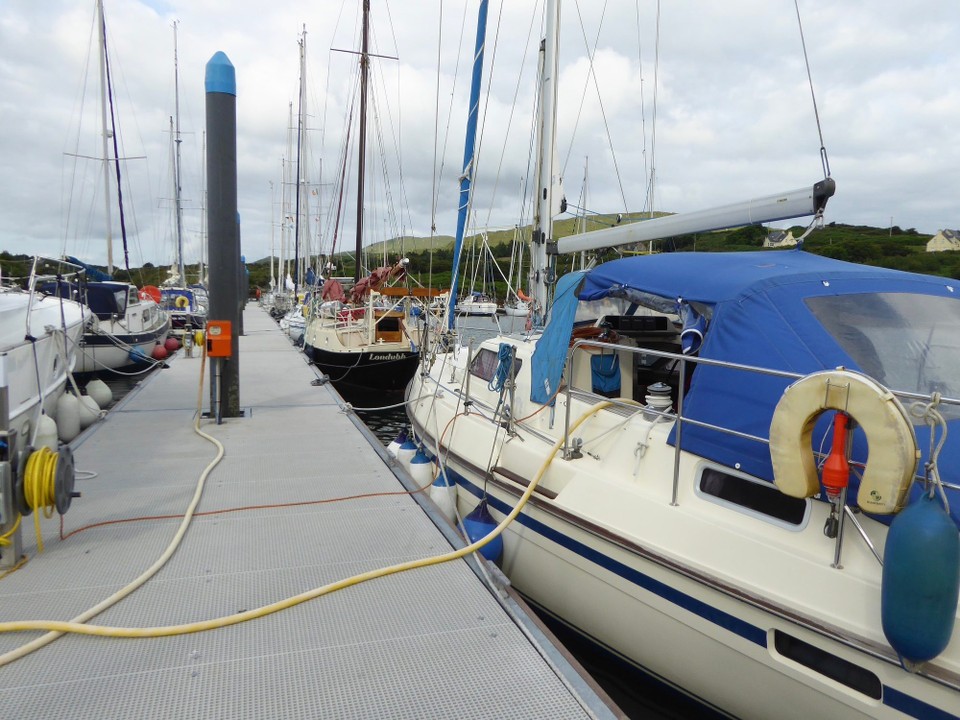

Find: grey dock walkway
0;306;619;719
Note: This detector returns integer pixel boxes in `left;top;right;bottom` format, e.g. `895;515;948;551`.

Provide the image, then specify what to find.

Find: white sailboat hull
454;298;498;316
406;337;959;719
0;290;88;443
74;299;170;374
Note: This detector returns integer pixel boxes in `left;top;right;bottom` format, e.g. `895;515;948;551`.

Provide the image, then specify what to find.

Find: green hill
5;220;956;297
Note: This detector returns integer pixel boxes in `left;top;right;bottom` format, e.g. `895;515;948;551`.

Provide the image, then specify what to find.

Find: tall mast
300;26;312;283
269;180;275;289
172;19;186;284
354;0;370;284
446;0;489;330
199;130;207;283
96;0;114;274
283;101;294;290
293;26;308;295
532;0;561;319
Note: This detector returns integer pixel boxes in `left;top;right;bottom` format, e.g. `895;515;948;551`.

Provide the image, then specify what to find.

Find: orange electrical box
206;320;233;358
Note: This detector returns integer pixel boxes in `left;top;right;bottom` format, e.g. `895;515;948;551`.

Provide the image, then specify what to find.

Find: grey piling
205;51;241;417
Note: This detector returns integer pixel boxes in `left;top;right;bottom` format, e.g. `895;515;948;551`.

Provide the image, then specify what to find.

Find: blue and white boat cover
535;249;960;526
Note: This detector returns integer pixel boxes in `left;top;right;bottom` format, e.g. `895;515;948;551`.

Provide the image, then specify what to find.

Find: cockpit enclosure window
114;289;128;316
806;293;960;419
574;296;632;325
697;466;808;528
469;347;523;384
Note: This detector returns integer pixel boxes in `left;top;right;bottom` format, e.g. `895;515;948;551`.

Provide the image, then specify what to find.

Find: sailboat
276;27;318;347
502;228;531;317
56;0;170;374
159;20;206;337
302;0;432;398
1;258;89;445
406;2;960;718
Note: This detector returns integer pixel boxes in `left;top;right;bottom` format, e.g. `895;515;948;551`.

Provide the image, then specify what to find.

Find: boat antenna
794;0;831;179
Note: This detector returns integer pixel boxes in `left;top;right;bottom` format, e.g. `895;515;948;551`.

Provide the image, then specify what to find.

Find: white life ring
769;368;919;514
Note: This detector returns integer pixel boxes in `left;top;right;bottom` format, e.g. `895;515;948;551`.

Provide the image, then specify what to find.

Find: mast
199;130;207;284
269;179;276;290
531;0;561;320
447;0;490;330
293;27;306;296
354;0;370;284
283;102;294;292
96;0;113;274
172;20;186;285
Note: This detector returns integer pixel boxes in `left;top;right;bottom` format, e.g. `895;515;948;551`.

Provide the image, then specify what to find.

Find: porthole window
774;631;882;699
470;347;521;383
697;466;808;528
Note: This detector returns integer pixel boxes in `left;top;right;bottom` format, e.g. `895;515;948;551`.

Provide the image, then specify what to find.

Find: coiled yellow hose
22;447;59;553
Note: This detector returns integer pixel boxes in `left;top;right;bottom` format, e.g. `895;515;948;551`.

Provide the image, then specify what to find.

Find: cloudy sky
1;0;957;272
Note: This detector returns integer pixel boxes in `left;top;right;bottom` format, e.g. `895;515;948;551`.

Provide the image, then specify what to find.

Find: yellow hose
0;400;612;640
23;447;59;553
0;514;22;547
0;343;222;666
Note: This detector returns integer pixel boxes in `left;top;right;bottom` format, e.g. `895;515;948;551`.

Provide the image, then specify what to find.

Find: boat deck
0;305;619;719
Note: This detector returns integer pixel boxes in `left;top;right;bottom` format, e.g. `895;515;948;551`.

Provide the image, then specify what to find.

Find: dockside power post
205;51;242;417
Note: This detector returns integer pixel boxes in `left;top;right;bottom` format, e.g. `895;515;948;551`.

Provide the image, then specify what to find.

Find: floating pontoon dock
0;306;620;719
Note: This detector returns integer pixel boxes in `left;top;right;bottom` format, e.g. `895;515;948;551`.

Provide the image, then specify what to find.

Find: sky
1;0;958;272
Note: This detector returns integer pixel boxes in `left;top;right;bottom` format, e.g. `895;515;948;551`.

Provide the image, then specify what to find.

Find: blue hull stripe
447;468;955;719
454;471;766;647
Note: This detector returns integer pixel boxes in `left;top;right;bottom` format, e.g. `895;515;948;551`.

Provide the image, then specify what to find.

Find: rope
487;342;515;393
909;393;950;514
0;342;223;667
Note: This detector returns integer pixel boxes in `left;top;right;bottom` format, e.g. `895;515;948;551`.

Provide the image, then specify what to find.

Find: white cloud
1;0;958;271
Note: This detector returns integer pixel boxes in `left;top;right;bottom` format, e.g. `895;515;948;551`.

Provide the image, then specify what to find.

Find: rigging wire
429;1;444;240
647;0;661;216
380;0;414;243
794;0;831;179
563;1;629;215
476;0;540;232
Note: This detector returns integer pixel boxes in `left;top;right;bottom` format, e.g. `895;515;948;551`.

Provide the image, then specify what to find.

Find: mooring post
205;51;241;417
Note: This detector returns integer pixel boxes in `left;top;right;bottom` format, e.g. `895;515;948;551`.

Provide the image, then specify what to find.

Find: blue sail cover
530;270;586;404
65;256;112;281
577;249;960;526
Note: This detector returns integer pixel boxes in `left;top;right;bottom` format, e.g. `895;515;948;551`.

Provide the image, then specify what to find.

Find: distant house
763;230;796;248
926;229;960;252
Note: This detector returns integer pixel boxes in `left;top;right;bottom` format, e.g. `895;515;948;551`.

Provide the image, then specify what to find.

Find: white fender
769;369;919;514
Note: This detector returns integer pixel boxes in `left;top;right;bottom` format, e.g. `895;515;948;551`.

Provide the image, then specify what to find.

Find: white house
763;230;796;248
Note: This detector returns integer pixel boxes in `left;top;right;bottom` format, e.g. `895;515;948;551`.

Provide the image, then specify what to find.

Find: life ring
174;295;190;309
769;369;919;514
